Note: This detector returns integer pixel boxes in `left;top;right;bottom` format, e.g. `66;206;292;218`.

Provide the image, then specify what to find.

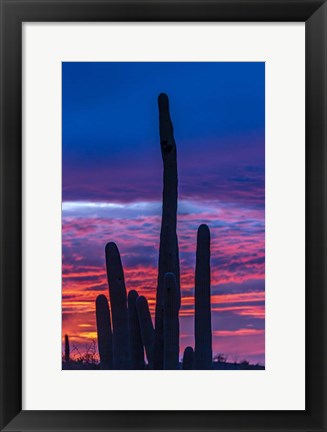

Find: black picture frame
0;0;326;431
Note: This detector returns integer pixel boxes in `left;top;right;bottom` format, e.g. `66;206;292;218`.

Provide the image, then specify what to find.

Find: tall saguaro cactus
163;272;180;370
91;94;215;371
105;242;130;369
95;294;113;369
136;296;155;368
194;224;212;369
128;290;145;369
154;93;181;370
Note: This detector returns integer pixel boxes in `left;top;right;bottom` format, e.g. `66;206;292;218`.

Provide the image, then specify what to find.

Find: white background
22;23;305;410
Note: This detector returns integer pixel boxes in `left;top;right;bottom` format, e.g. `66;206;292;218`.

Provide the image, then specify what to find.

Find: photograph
2;0;327;428
61;61;265;370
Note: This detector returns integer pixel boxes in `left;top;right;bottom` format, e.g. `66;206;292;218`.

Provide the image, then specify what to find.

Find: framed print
0;0;326;431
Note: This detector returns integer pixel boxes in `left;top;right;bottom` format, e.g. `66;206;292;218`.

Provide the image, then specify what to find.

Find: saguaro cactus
154;93;180;370
136;295;155;368
96;294;113;369
163;272;180;370
182;346;194;370
64;334;70;362
89;94;216;372
128;290;145;369
194;224;212;369
105;242;130;369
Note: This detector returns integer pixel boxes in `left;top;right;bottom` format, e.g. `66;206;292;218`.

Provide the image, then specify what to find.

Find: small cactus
182;346;194;370
154;93;180;370
64;334;70;362
128;290;145;369
194;224;212;370
105;242;130;369
96;294;113;369
136;295;155;368
163;272;180;370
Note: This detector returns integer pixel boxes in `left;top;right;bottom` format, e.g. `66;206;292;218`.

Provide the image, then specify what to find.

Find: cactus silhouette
64;334;70;362
163;272;180;370
128;290;145;369
194;224;212;369
154;93;181;370
95;294;113;369
105;242;130;369
136;295;155;368
92;94;215;371
182;346;194;370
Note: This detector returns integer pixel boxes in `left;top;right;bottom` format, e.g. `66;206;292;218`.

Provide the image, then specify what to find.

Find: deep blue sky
62;62;265;205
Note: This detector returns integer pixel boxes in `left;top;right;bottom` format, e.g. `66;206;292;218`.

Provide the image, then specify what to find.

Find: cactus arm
163;272;180;370
95;294;113;369
128;290;145;369
136;295;155;368
105;242;131;369
194;224;212;369
182;346;194;370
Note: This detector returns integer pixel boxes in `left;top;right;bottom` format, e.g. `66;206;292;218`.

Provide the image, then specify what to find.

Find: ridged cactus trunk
96;294;113;369
194;224;212;370
105;242;131;369
128;290;145;369
136;296;155;368
64;334;70;362
163;272;180;370
154;93;180;370
182;346;194;370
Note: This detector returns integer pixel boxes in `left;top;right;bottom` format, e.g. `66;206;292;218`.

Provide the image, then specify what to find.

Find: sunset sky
62;62;265;365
